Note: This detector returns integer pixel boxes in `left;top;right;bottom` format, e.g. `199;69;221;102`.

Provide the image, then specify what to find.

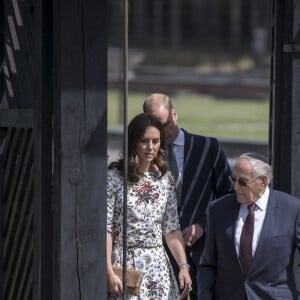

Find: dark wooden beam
52;0;107;299
0;0;4;289
270;0;292;191
0;109;33;128
0;0;4;106
33;0;53;299
270;0;300;297
270;0;300;192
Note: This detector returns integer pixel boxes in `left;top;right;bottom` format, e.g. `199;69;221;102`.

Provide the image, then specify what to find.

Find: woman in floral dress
107;113;192;299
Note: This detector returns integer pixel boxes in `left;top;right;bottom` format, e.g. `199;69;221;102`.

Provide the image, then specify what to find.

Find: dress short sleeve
162;171;180;235
107;168;121;233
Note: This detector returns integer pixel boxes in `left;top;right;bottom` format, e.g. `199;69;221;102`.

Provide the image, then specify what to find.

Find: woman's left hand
178;266;192;299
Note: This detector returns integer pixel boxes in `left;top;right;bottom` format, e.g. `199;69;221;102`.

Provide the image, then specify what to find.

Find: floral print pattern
107;168;181;299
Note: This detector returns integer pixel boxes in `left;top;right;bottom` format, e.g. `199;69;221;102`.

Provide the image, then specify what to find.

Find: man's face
148;107;179;145
232;158;265;205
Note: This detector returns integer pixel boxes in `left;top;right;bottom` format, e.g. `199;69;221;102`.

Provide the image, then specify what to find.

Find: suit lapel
182;129;191;175
181;130;193;198
228;200;242;264
250;190;277;269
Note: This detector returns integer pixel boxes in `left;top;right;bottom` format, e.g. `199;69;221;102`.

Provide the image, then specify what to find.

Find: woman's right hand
178;265;192;299
107;270;123;297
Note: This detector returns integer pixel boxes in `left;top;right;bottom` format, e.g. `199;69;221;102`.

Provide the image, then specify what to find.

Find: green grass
108;90;269;142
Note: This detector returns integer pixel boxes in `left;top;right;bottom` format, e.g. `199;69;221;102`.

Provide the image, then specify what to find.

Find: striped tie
168;144;179;180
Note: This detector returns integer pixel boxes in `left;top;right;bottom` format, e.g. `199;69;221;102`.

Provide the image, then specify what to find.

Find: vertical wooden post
52;0;108;299
0;2;4;296
291;0;300;198
169;0;181;49
0;0;3;291
0;0;3;104
270;0;300;297
229;0;241;50
270;0;293;192
153;1;163;46
34;0;53;299
132;0;145;45
291;1;300;296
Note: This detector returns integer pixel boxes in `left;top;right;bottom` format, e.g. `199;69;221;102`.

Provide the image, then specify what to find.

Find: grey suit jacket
198;189;300;300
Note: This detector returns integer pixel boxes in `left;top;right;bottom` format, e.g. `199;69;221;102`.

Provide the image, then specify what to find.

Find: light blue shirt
172;128;184;181
235;186;270;257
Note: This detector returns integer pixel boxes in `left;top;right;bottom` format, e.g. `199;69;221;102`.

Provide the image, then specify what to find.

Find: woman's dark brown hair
109;113;167;183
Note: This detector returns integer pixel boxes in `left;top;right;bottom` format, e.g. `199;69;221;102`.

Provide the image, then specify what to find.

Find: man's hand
182;223;204;247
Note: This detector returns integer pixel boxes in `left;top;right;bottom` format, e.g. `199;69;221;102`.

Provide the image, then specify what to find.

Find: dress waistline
114;243;162;249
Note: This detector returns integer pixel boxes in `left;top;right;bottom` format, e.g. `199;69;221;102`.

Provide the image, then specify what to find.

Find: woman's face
135;126;161;166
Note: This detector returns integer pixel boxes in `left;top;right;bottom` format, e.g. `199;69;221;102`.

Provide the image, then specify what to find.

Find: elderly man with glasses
198;152;300;300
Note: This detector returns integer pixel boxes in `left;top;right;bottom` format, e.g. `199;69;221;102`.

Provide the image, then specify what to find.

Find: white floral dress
107;168;181;300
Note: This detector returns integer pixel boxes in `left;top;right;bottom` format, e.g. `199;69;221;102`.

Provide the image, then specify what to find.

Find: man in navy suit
198;152;300;300
143;93;233;299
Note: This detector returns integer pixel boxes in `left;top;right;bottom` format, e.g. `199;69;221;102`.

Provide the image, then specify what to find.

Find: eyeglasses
229;176;260;187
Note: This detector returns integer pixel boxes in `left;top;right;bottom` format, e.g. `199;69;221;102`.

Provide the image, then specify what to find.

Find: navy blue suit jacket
198;190;300;300
179;129;233;265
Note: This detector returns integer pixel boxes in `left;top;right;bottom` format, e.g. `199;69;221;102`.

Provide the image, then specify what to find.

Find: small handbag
112;266;144;296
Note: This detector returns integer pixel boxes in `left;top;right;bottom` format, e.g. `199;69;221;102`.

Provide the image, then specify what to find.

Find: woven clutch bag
112;266;144;296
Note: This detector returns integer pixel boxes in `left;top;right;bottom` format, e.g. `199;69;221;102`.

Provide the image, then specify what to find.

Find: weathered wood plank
271;1;300;297
33;0;53;299
52;0;108;299
0;109;34;128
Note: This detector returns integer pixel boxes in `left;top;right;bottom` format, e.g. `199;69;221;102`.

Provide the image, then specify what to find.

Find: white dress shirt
235;186;270;257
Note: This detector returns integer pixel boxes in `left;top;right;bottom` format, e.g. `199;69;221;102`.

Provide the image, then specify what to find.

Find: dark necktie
168;144;182;205
168;144;179;180
239;203;255;274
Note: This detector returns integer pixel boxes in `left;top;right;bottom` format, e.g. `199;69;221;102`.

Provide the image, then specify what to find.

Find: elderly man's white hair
238;152;273;184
